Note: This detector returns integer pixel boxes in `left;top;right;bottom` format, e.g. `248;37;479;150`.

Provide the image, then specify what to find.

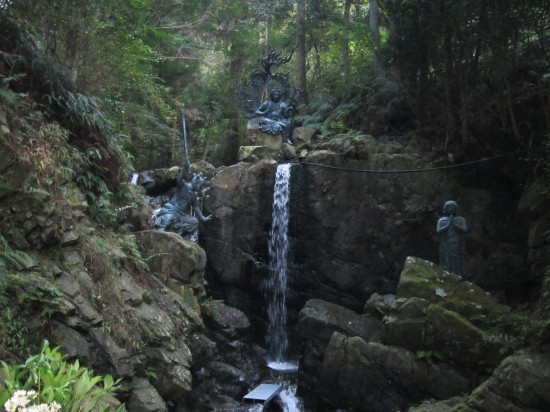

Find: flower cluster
3;390;61;412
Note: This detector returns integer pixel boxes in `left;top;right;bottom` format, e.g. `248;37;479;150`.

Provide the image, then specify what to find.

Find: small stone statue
436;200;468;278
153;170;212;241
255;88;295;145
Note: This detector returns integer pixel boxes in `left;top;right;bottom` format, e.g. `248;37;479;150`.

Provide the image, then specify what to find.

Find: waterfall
265;163;292;364
129;172;138;185
263;163;304;412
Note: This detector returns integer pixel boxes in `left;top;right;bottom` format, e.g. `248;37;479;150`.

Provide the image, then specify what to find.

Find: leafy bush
0;341;124;412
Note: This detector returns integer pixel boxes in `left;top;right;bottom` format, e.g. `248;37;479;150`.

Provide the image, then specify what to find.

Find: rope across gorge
297;149;548;174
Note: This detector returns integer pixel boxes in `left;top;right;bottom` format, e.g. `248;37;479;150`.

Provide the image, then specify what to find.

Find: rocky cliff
0;106;269;411
2;100;549;411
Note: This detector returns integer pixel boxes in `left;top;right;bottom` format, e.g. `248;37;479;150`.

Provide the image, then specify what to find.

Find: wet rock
131;302;175;342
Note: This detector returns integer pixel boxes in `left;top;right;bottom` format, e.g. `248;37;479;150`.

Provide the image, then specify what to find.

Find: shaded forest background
2;0;549;173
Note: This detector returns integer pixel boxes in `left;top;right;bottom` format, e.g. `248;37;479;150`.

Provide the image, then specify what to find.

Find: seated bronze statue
255;88;295;145
153;170;211;241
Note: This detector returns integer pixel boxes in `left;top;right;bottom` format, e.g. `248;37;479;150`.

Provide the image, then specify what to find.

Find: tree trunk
342;0;352;80
369;0;382;75
265;16;270;51
441;1;456;142
296;0;307;103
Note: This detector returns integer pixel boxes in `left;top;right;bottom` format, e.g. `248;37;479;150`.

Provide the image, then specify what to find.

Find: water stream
263;163;304;411
265;163;292;362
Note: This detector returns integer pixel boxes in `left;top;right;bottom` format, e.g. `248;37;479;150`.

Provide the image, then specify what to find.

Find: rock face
201;134;535;363
202;159;277;328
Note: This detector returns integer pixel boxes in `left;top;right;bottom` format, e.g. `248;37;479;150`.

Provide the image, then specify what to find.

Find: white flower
49;401;62;412
4;398;17;412
13;390;31;407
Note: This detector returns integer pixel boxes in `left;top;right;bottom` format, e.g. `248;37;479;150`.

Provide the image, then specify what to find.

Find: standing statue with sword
153;110;212;242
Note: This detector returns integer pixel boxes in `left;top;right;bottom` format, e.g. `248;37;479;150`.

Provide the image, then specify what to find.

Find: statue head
270;88;282;102
443;200;458;215
190;172;207;192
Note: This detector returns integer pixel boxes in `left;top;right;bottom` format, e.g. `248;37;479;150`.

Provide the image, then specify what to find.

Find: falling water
265;163;292;363
129;172;138;185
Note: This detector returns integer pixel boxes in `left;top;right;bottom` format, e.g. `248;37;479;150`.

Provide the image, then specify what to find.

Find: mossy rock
135;230;206;287
397;257;510;324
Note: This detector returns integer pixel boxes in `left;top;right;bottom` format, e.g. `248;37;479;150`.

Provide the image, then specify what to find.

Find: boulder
312;332;467;411
465;350;550;411
205;300;251;330
145;346;193;401
136;230;206;293
424;304;487;367
292;127;316;146
296;299;381;345
397;257;510;323
411;351;550;412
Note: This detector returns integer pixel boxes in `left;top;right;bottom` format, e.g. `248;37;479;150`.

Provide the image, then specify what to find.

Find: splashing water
265;163;292;362
279;384;304;412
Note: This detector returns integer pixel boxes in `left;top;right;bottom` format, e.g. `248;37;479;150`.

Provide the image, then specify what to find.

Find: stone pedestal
246;118;283;149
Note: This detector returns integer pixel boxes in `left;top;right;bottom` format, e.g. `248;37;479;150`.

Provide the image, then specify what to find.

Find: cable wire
298;149;546;174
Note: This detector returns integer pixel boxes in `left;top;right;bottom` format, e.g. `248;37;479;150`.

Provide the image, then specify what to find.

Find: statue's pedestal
246;118;283;149
240;121;315;161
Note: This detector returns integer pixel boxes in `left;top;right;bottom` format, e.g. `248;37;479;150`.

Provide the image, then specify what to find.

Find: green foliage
0;340;124;411
17;278;63;318
0;234;33;272
483;312;550;351
415;349;433;360
296;98;362;136
0;307;28;355
0;73;26;106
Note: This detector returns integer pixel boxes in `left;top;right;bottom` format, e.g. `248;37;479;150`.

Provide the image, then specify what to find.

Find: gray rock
296;299;382;345
313;333;467;411
127;378;168;412
206;301;250;330
90;329;134;377
466;351;550;411
136;230;206;288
